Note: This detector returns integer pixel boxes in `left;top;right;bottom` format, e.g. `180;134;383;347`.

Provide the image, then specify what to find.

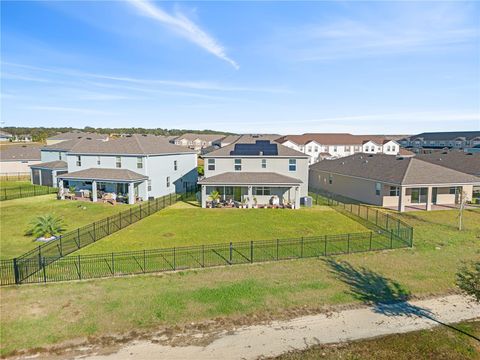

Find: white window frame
76;155;81;167
137;157;143;169
174;160;178;171
166;176;170;188
375;182;382;196
288;159;296;172
234;158;242;171
261;159;267;169
207;158;215;171
116;156;122;168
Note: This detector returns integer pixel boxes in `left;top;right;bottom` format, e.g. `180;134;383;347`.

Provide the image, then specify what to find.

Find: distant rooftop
47;131;109;141
204;139;307;157
0;144;41;161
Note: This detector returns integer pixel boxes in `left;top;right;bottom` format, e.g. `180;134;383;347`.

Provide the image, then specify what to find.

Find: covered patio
58;168;148;205
198;172;302;209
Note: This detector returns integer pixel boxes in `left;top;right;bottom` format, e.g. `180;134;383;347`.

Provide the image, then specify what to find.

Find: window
289;159;296;171
174;160;178;171
97;156;101;165
58;152;62;160
253;187;271;196
328;174;333;184
389;186;399;196
386;146;391;152
314;146;319;152
375;183;381;196
261;159;267;169
354;146;360;152
234;158;242;171
345;146;351;152
307;146;312;152
370;146;375;152
76;156;81;166
137;157;143;169
116;156;122;168
148;180;152;191
207;158;215;171
166;176;170;188
333;146;338;152
449;187;457;195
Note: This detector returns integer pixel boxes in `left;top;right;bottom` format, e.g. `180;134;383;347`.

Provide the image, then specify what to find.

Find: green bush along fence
2;229;410;284
1;185;197;285
0;185;57;201
309;187;414;247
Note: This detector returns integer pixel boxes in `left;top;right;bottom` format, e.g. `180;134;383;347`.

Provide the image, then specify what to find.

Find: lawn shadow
324;258;480;342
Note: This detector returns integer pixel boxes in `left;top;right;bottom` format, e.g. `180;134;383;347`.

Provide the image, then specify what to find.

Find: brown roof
417;151;480;176
276;133;391;146
398;148;415;156
0;144;41;161
47;132;108;141
204;139;307;158
30;160;68;170
174;133;225;142
310;153;480;186
198;172;302;185
58;168;148;182
45;134;195;155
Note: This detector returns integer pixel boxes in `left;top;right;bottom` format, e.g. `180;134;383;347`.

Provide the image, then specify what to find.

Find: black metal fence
309;187;414;247
1;185;198;285
1;229;410;284
0;185;57;201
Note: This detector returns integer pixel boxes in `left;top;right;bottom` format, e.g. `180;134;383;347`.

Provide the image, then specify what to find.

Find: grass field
0;208;478;355
274;321;480;360
0;195;124;259
0;180;32;189
76;203;370;254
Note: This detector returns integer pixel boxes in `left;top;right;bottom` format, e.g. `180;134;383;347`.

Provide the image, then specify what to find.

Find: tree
26;215;66;239
209;191;220;207
456;261;480;302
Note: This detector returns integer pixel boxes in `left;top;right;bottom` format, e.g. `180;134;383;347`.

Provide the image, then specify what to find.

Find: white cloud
127;0;239;69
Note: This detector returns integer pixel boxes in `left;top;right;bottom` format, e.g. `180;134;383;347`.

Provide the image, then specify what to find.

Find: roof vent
86;137;92;140
368;154;373;157
259;150;264;155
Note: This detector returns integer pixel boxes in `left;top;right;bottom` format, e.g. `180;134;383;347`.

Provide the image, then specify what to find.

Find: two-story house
30;135;197;204
198;139;309;209
172;133;225;152
399;131;480;152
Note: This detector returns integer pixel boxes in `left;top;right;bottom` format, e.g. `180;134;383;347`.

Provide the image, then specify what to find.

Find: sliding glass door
410;188;428;204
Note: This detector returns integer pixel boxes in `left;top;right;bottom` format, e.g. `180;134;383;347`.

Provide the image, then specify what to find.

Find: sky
1;0;479;134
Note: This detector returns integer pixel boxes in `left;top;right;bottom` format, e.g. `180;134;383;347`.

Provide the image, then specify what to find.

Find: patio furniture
102;193;117;205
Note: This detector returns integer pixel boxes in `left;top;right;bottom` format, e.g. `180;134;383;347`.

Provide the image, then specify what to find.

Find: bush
456;261;480;302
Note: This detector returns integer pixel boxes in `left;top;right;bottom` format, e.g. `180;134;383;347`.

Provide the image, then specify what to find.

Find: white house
30;135;197;204
199;137;309;209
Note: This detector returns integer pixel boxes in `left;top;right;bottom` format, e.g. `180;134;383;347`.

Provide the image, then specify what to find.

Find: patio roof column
398;186;406;212
92;180;98;202
128;182;135;204
201;185;207;208
59;179;65;200
247;186;253;207
426;186;433;211
294;186;300;209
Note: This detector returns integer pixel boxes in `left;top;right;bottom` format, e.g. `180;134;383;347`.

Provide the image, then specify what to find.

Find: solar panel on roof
230;141;278;156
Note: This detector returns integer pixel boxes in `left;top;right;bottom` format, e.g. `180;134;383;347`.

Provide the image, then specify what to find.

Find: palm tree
209;190;221;207
26;215;66;239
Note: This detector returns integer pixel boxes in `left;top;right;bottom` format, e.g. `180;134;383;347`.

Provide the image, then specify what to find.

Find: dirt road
76;294;478;360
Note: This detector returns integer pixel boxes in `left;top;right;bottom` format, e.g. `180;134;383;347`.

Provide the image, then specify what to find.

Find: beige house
172;133;225;152
309;154;480;212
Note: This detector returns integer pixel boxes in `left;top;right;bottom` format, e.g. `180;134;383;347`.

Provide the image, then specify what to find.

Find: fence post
59;236;63;257
324;235;328;256
250;241;254;263
93;222;96;241
229;242;233;264
390;229;394;249
33;185;36;196
38;245;42;270
111;253;115;275
202;245;205;267
107;217;110;235
173;247;176;270
375;210;378;225
386;214;389;230
42;257;47;283
366;206;369;221
119;212;122;229
301;237;304;258
170;193;172;205
369;232;373;251
19;187;22;198
315;192;318;205
13;258;20;284
347;233;350;253
77;228;81;248
78;255;81;280
276;239;279;260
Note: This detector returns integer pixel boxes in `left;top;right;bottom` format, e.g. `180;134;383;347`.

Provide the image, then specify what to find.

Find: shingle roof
58;168;148;182
47;132;108;141
203;139;307;157
310;154;480;185
174;133;225;142
404;131;480;141
29;160;68;170
45;134;195;155
0;144;41;161
276;133;391;146
417;151;480;176
198;172;302;185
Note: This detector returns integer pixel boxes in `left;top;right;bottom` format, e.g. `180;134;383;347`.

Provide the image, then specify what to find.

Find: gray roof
198;172;302;185
174;133;225;142
44;134;195;155
47;132;108;141
58;168;148;182
310;154;480;186
403;131;480;141
203;139;307;158
30;160;68;170
417;151;480;176
0;144;41;161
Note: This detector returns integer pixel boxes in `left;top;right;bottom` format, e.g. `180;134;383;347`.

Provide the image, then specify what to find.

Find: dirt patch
162;232;175;238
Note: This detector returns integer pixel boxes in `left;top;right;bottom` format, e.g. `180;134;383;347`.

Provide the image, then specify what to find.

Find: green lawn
0;180;32;189
274;321;480;360
0;208;478;356
0;195;125;259
76;203;369;254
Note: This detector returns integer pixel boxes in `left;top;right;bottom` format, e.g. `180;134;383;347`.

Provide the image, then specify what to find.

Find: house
172;133;225;152
0;144;42;175
276;133;401;164
30;135;197;204
199;137;309;209
399;131;480;152
0;130;13;142
46;132;109;145
309;153;480;212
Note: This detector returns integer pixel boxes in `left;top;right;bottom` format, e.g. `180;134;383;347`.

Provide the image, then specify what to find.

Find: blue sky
1;1;479;134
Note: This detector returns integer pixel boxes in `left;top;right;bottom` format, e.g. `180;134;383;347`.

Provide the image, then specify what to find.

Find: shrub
456;261;480;302
26;214;66;239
